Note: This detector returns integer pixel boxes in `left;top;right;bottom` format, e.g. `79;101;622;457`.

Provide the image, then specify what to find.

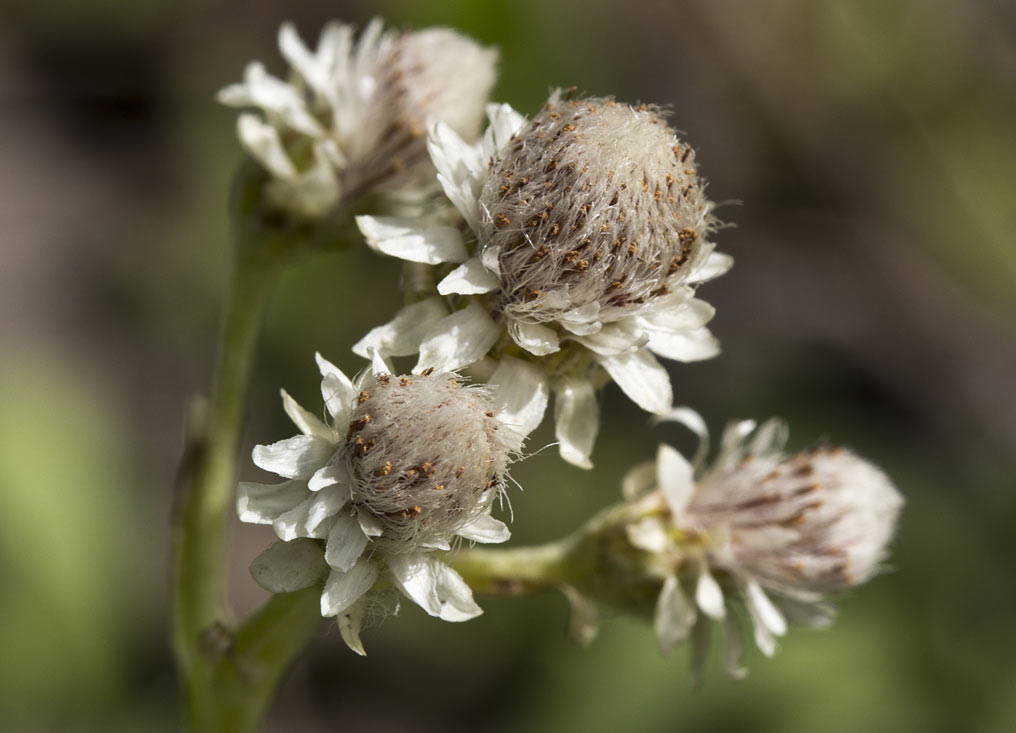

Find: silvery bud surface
478;95;713;327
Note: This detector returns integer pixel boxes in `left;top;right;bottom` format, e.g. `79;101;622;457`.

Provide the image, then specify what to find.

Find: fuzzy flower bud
356;92;734;468
344;369;516;552
620;412;903;677
237;354;521;653
478;95;712;325
688;438;901;595
219;18;497;217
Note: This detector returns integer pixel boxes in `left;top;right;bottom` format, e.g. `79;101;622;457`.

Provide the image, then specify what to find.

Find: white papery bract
219;19;497;217
625;412;903;679
237;354;521;654
355;92;732;468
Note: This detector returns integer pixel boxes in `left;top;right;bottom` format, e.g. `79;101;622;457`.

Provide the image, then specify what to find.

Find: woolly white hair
477;93;715;325
684;430;904;596
219;19;498;215
342;371;521;551
339;25;499;198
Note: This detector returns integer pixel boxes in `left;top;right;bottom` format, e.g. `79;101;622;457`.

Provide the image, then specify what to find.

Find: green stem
451;536;579;595
172;238;285;720
450;500;668;620
197;588;324;733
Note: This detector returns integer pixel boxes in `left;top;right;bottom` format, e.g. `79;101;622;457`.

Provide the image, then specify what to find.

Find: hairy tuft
478;92;715;325
343;372;520;551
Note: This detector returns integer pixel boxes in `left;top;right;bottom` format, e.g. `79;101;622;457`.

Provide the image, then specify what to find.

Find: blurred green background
1;0;1014;730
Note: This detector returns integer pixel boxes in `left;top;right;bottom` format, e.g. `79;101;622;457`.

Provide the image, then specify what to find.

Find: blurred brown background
1;0;1014;730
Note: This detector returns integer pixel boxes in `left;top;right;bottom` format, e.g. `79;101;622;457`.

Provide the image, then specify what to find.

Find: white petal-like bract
554;378;599;469
415;303;500;373
598;349;673;415
357;215;468;265
489;357;549;437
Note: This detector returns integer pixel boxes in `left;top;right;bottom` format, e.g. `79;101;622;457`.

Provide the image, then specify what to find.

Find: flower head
237;354;521;653
219;19;497;217
623;411;903;677
478;96;712;326
355;92;733;468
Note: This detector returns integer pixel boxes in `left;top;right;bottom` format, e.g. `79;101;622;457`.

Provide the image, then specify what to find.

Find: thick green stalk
452;536;579;595
172;238;285;723
199;588;323;733
450;500;669;621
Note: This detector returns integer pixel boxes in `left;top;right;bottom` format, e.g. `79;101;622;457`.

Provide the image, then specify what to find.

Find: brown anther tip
678;228;698;245
495;213;511;228
349;415;371;434
420;367;435;376
433;484;445;491
399;377;412;387
358;391;370;404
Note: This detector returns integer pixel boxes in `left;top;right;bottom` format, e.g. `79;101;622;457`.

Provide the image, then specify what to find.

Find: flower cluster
621;412;903;677
219;18;497;217
238;353;520;653
356;92;732;467
228;17;902;670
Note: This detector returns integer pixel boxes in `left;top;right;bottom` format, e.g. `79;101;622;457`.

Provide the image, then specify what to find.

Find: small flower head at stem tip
622;412;903;678
238;354;522;654
218;18;497;218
